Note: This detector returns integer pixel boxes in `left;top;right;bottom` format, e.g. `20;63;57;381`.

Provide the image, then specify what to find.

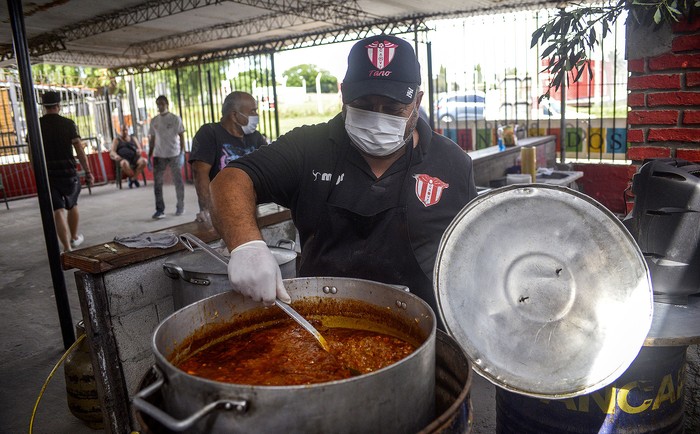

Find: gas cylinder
63;320;104;429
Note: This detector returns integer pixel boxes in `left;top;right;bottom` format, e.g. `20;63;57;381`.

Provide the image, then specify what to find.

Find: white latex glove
228;240;291;306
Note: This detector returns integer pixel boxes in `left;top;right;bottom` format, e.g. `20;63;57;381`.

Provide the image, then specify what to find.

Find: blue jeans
153;156;184;213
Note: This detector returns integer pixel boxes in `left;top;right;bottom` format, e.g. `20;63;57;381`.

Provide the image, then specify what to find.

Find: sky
273;9;627;96
275;41;356;81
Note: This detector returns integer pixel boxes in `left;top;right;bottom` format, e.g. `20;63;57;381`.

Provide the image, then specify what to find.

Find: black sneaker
152;211;166;219
134;180;140;188
128;179;134;189
175;208;184;216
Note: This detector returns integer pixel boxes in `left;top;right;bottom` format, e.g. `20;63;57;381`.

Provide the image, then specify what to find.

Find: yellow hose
28;334;86;434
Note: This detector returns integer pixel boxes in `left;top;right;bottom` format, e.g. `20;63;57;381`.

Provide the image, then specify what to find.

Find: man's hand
86;172;95;185
147;156;153;171
227;240;291;305
195;210;211;224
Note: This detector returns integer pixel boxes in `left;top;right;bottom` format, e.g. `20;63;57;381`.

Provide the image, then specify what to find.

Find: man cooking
210;34;478;329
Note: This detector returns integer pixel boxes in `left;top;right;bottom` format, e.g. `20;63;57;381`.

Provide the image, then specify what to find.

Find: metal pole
270;52;280;139
206;70;215;124
426;41;435;131
175;68;184;120
127;77;139;135
413;20;419;56
116;93;125;130
560;77;566;165
7;0;75;349
104;87;114;141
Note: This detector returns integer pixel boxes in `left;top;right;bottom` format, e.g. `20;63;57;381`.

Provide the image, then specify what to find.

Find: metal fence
0;53;280;197
423;8;628;162
0;6;628;198
109;53;279;150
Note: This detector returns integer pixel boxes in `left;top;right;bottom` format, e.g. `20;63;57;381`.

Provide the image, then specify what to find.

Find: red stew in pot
176;320;415;385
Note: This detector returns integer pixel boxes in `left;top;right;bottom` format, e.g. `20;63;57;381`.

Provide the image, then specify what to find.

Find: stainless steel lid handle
179;233;228;267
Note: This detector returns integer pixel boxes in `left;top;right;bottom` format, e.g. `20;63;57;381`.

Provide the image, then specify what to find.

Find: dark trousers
153;156;184;213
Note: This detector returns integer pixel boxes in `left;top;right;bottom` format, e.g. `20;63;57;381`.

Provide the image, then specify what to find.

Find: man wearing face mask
189;91;266;224
210;35;477;329
148;95;186;219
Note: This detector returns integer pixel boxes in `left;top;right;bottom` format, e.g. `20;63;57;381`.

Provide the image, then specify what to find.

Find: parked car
538;99;594;120
488;99;594;121
435;91;486;125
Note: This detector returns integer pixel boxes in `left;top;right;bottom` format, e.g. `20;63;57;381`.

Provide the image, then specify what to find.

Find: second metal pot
163;241;297;310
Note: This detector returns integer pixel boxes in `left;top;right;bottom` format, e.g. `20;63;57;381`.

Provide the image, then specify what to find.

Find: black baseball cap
41;91;61;106
341;35;421;105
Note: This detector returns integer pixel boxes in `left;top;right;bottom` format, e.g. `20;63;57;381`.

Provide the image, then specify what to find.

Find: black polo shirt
229;113;478;277
189;123;267;181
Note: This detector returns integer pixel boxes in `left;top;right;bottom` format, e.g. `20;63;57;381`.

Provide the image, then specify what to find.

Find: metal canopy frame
112;17;430;74
1;0;563;71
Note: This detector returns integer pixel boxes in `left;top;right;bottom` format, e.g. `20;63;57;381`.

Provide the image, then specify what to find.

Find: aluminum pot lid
165;245;296;275
434;185;653;398
164;249;227;275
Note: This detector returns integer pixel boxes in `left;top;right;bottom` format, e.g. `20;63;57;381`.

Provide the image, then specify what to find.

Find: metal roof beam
127;12;315;56
50;0;224;42
228;0;376;24
129;0;374;56
35;51;130;68
0;36;65;62
112;17;429;74
0;0;224;60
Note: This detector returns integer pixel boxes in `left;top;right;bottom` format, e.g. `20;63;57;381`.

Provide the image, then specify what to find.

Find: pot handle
275;239;296;251
386;284;410;292
162;263;185;280
180;233;229;266
132;366;248;432
162;263;211;286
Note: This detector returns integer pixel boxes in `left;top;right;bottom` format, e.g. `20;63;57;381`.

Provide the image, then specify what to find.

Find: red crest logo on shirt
366;41;398;70
414;174;449;207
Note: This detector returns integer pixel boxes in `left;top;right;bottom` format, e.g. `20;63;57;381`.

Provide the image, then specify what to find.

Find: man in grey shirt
148;95;185;219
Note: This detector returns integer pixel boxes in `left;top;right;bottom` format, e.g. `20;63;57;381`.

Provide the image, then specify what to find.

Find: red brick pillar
625;18;700;214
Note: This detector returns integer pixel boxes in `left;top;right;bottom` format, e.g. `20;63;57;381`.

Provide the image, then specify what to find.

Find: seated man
110;125;147;188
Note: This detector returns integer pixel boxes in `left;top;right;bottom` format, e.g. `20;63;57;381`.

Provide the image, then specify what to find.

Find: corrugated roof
1;0;562;70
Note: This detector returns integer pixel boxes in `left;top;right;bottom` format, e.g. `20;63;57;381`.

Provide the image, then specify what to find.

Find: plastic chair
75;158;92;195
114;158;148;189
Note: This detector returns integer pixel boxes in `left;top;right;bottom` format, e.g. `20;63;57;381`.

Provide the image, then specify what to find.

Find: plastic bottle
497;124;505;151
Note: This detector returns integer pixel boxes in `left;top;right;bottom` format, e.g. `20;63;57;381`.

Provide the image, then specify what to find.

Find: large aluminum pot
163;240;297;310
134;277;436;434
134;330;469;434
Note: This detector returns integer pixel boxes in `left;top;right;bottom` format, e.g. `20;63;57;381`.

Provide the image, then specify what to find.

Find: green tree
231;67;273;92
531;0;697;100
31;64;112;88
282;64;338;93
434;65;449;94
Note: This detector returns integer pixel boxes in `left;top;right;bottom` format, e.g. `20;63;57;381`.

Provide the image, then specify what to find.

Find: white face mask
344;106;413;157
241;114;259;135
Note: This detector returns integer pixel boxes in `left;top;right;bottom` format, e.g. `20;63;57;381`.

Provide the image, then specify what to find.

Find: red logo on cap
414;174;449;207
366;41;398;70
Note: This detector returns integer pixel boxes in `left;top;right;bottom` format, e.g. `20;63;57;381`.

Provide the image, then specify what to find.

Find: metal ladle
179;233;330;352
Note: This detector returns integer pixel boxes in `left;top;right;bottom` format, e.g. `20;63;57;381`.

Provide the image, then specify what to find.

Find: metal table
645;294;700;346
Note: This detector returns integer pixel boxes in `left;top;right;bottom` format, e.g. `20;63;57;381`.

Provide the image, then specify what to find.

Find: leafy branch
532;0;698;102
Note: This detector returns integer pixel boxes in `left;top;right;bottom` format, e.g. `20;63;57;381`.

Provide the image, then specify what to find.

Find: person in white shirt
148;95;186;219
